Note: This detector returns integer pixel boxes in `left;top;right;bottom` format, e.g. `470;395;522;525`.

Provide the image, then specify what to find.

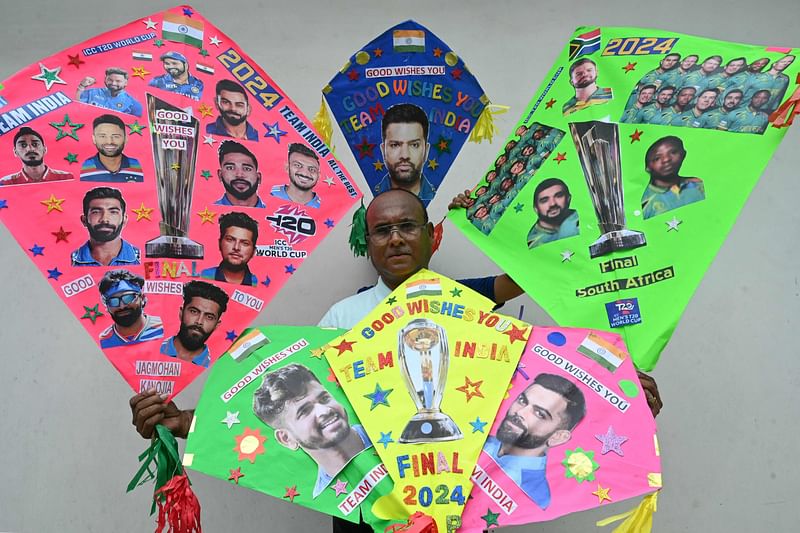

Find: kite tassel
468;104;510;144
596;492;658;533
769;87;800;128
154;473;202;533
348;199;368;257
431;217;445;254
313;96;335;148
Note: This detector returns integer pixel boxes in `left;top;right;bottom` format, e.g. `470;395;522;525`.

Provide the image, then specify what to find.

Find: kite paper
0;5;360;399
459;326;661;531
324;20;489;205
448;26;798;369
184;326;395;528
323;269;530;532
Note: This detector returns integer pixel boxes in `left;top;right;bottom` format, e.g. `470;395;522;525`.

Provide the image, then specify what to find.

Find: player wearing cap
148;51;204;101
97;270;163;349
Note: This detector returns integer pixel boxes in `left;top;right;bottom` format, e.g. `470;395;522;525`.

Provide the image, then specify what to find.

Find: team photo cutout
0;5;361;399
184;326;396;529
324;20;490;206
323;269;531;531
459;326;660;531
448;27;798;370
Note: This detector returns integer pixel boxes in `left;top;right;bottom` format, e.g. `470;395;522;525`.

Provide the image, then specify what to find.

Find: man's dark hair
703;55;723;64
684;54;699;61
664;52;681;61
366;188;429;229
92;113;125;131
13;127;44;145
218;140;258;169
215;79;248;101
752;89;772;100
182;280;229;315
253;363;322;426
640;84;658;93
533;178;570;203
677;86;697;97
105;67;128;78
645;136;685;163
288;142;319;163
658;85;676;94
218;211;259;243
698;88;720;99
82;186;126;215
381;103;429;140
726;57;746;66
725;88;744;98
98;269;144;294
568;58;596;77
532;373;586;430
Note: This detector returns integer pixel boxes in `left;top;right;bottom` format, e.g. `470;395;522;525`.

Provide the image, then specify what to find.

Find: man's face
505;140;517;153
366;191;432;287
656;89;675;105
660;55;679;70
106;290;143;327
637;87;655;105
774;55;795;72
680;56;698;71
495;154;507;169
496;384;569;449
489;193;502;205
501;178;515;191
83;198;126;243
287;152;320;191
751;91;770;110
485;170;497;183
104;74;127;95
570;62;597;88
724;59;745;75
534;184;569;221
749;58;770;72
510;161;525;176
646;142;685;178
93;123;126;157
217;90;250;126
676;88;696;107
533;129;545;140
276;380;351;450
162;58;186;78
515;125;528;137
696;91;717;111
474;185;488;198
701;58;720;73
219;152;260;201
473;205;489;220
381;122;429;187
219;226;255;269
522;145;536;157
177;297;221;351
13;134;46;167
723;92;743;111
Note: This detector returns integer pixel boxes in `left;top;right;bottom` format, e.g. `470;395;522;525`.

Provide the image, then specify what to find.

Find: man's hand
448;189;475;210
78;76;96;88
636;371;663;418
129;390;194;439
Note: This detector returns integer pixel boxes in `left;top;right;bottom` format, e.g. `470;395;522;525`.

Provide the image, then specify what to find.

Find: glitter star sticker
203;134;216;146
221;411;241;429
450;67;463;80
201;170;212;180
67;54;84;69
450;287;462;297
132;203;153;221
378;431;394;449
50;115;83;141
593;484;613;503
427;158;439;170
666;216;682;231
333;338;356;355
595;426;628;456
143;17;158;29
225;330;237;341
629;129;643;143
456;376;484;402
331;479;348;497
355;137;376;159
554;152;567;164
561;250;575;262
323;176;335;187
198;103;214;118
504;324;529;344
51;227;71;243
41;194;65;213
47;267;63;280
623;62;637;73
228;467;244;484
324;218;335;228
263;121;287;143
131;66;150;79
81;304;104;324
284;485;300;502
64;152;78;163
29;244;45;256
364;383;393;410
197;207;217;224
470;417;488;433
545;98;557;109
209;35;222;47
31;63;66;90
481;509;499;528
434;135;452;154
372;161;384;171
347;69;360;81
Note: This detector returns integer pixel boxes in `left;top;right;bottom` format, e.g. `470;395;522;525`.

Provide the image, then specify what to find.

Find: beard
495;415;550;449
221;110;247;126
88;223;123;243
97;145;124;158
537;206;571;227
572;76;596;89
290;172;317;192
387;160;422;187
223;178;259;201
298;412;350;450
177;323;212;351
111;305;143;327
23;154;44;167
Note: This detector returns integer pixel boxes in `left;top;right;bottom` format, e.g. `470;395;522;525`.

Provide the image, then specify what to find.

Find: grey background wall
1;0;798;531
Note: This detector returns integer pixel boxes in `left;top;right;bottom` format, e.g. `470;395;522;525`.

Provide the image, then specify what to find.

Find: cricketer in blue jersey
270;142;322;208
641;136;705;219
203;212;259;286
80;114;143;182
76;68;143;117
206;79;259;141
148;51;204;101
527;178;579;249
72;186;141;267
98;270;163;348
215;140;265;208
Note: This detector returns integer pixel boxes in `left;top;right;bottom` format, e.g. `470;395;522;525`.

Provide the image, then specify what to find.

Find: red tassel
431;218;444;254
154;473;201;533
770;78;800;128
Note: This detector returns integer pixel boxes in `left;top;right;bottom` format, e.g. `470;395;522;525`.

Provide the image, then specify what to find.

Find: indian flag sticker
132;50;153;61
228;329;270;362
405;278;441;299
576;333;626;373
196;62;215;75
162;12;204;48
393;29;425;53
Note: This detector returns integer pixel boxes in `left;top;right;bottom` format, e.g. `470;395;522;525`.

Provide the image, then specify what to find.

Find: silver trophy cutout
569;121;646;258
398;318;463;443
145;93;203;259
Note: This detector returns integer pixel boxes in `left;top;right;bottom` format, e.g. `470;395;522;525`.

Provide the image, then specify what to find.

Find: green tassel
348;200;368;257
127;424;184;515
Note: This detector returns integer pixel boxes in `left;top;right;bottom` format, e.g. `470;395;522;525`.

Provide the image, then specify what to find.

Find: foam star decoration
131;66;150;79
324;218;335;228
0;199;7;209
323;176;335;187
629;129;643;143
183;6;194;16
31;63;66;90
132;202;153;221
228;467;244;484
666;216;682;232
50;115;83;141
197;207;217;224
29;244;45;256
373;161;384;171
199;48;209;57
347;69;360;81
209;35;222;47
456;376;484;402
80;304;104;324
514;203;524;213
201;170;212;180
364;383;393;410
561;250;575;262
263;121;287;143
623;62;637;73
195;103;214;118
285;264;296;274
284;485;300;502
332;479;348;497
433;47;443;57
234;427;267;463
481;509;499;528
434;135;452;154
64;152;78;163
386;296;397;305
203;134;216;146
143;17;158;29
373;48;383;58
333;338;356;355
427;158;439;170
593;484;612;503
562;447;599;483
554;152;567;164
355;137;376;159
450;287;462;297
225;330;237;341
51;227;71;243
378;431;394;449
450;67;463;80
67;54;84;69
545;98;557;109
261;275;271;287
153;39;165;48
503;324;529;344
41;194;65;213
45;267;64;281
309;348;325;359
221;411;241;429
470;417;488;433
595;425;628;456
